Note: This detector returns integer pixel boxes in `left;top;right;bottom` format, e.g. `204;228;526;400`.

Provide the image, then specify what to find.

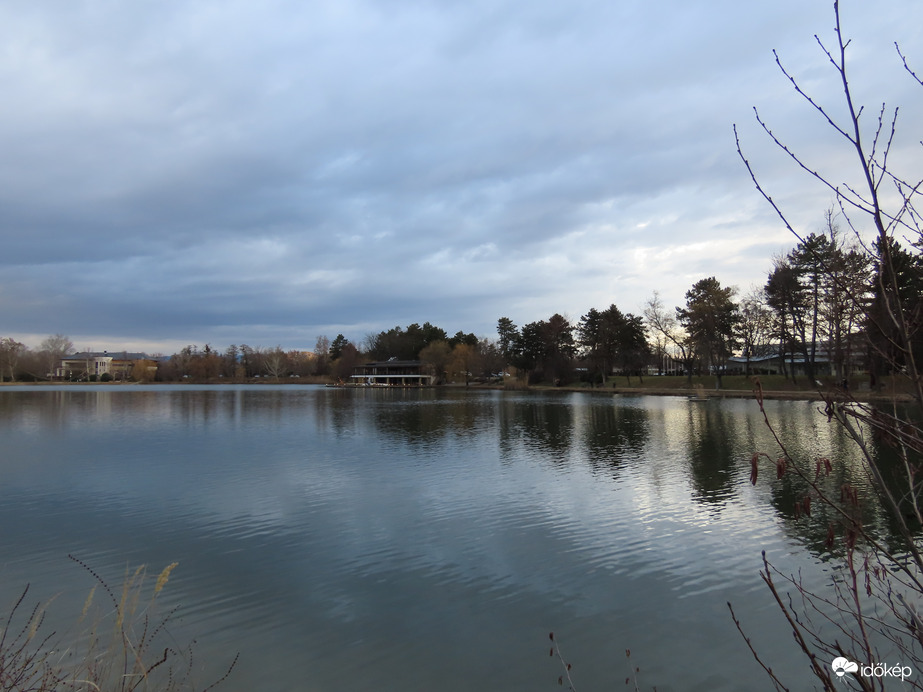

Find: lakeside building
647;352;683;376
350;359;434;386
55;352;158;380
726;342;866;377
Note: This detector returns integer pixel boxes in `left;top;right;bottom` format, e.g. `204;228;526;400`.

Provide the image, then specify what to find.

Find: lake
0;385;882;691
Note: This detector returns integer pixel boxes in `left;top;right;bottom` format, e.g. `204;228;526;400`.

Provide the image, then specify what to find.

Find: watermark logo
831;657;858;677
831;657;912;682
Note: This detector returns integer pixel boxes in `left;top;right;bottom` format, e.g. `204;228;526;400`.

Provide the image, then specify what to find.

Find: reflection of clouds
0;387;865;605
0;386;898;692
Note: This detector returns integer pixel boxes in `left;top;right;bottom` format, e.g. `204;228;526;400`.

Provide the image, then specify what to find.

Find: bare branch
728;601;792;692
897;43;923;88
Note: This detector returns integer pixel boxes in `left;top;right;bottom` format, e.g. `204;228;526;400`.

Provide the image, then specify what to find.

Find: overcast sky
1;1;921;353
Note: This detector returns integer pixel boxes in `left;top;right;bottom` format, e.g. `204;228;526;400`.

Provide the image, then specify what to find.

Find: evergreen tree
677;277;739;389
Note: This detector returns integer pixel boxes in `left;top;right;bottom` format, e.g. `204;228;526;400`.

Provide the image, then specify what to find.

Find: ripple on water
0;387;867;692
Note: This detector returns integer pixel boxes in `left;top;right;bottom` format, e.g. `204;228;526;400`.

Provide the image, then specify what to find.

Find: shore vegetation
0;557;236;692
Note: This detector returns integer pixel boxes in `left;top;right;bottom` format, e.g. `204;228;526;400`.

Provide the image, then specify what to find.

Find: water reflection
683;403;740;504
578;399;650;475
0;385;908;691
756;400;911;558
498;393;576;459
0;387;906;555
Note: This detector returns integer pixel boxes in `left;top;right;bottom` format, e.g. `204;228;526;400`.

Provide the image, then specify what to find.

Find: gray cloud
1;0;921;349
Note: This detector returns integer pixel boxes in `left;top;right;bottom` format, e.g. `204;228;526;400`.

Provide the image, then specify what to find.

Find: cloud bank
1;1;921;351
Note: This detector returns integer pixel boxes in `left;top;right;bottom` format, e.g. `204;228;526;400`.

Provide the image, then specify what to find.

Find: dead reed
0;556;236;692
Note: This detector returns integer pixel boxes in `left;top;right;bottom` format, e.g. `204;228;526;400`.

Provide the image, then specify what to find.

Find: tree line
497;210;921;390
2;214;919;387
0;334;75;382
0;326;501;384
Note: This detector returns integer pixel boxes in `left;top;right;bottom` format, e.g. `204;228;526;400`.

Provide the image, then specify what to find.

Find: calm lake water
0;385;886;691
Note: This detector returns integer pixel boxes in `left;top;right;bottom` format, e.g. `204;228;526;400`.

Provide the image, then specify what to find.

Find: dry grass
0;556;236;692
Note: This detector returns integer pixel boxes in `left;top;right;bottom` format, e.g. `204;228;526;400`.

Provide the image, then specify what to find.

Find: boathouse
350;359;434;386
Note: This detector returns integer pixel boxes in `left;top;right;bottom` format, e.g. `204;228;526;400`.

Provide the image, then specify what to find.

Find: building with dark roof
350;359;434;386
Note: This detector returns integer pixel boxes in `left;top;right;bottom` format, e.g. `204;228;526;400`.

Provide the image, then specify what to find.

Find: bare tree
39;333;74;379
0;337;27;382
643;291;694;382
419;340;452;384
313;335;331;376
736;287;773;377
734;2;923;689
819;209;873;384
262;346;289;381
449;343;478;386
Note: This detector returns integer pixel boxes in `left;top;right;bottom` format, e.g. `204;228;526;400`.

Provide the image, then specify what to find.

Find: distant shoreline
521;385;901;403
469;383;913;403
2;379;913;403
